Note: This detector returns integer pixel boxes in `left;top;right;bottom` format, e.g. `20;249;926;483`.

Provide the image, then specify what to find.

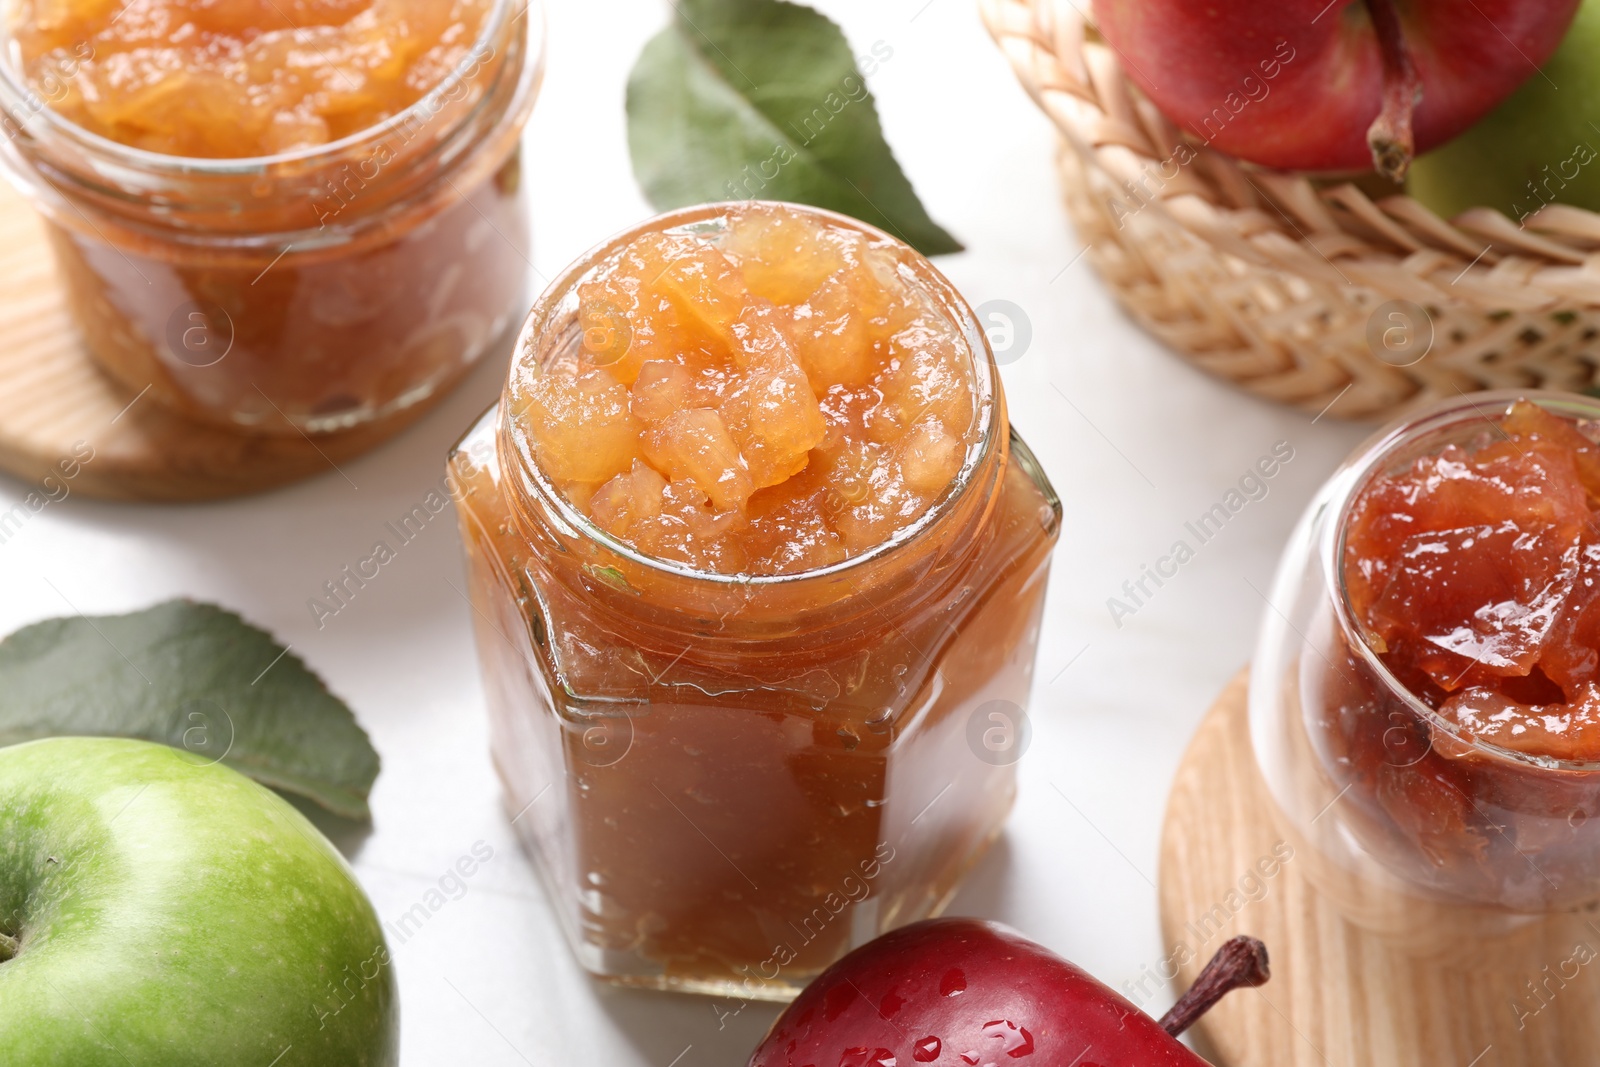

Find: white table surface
0;2;1378;1063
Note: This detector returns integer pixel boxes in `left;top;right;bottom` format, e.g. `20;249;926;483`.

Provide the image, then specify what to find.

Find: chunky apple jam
0;0;540;434
451;203;1060;997
1304;396;1600;908
1345;400;1600;748
511;204;978;575
12;0;492;158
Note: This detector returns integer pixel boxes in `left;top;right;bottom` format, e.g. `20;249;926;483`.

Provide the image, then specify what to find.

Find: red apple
747;918;1269;1067
1092;0;1580;179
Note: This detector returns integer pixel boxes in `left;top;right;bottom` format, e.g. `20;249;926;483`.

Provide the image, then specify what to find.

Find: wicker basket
981;0;1600;420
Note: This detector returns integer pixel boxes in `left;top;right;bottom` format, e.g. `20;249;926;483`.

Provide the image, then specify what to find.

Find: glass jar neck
0;0;543;242
501;401;1010;654
496;202;1008;653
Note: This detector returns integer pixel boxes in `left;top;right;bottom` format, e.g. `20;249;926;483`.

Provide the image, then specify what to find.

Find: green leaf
0;600;379;821
626;0;962;256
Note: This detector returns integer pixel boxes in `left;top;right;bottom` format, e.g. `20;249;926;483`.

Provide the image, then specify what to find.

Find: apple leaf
626;0;962;256
0;600;379;821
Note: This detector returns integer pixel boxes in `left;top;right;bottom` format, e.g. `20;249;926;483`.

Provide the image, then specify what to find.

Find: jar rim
0;0;542;174
499;200;1003;589
1320;387;1600;774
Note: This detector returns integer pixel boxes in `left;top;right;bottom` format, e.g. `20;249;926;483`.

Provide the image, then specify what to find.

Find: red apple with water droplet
747;918;1268;1067
1091;0;1580;180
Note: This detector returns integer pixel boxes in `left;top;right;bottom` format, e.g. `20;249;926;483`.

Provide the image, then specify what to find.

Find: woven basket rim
979;0;1600;309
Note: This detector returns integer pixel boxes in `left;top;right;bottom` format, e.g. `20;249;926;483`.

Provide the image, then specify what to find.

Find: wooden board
1161;670;1600;1067
0;182;448;502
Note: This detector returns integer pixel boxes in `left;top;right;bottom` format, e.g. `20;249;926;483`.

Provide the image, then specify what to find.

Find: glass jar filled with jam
0;0;542;434
1254;390;1600;914
450;202;1061;998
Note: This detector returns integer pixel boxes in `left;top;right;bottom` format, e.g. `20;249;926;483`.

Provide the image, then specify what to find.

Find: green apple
1408;0;1600;220
0;738;398;1066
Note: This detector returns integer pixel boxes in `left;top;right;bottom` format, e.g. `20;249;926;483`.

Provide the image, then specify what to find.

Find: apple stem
0;931;17;962
1363;0;1423;181
1157;936;1270;1038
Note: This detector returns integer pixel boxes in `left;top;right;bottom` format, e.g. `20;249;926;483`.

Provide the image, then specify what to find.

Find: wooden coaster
1161;670;1600;1067
0;182;448;502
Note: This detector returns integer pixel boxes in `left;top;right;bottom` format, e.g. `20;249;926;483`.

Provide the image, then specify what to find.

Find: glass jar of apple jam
0;0;542;434
1253;391;1600;917
450;202;1061;999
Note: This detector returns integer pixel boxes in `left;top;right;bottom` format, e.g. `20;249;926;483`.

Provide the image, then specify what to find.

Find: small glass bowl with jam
1253;390;1600;914
0;0;543;434
449;201;1061;999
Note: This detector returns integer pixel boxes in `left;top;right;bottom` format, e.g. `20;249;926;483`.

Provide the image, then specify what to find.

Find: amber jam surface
1290;396;1600;910
1344;400;1600;760
452;203;1060;997
0;0;538;433
511;203;980;576
12;0;492;158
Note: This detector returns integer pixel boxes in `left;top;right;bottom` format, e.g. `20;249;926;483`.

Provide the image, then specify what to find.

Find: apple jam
511;203;979;575
0;0;541;433
450;203;1061;997
1288;395;1600;910
1344;400;1600;748
11;0;493;158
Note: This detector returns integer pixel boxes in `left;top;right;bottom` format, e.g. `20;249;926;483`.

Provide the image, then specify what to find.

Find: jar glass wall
450;204;1061;999
0;0;543;434
1252;390;1600;915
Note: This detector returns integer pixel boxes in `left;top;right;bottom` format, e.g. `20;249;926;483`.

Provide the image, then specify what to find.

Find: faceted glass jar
449;204;1061;999
0;0;543;435
1252;390;1600;915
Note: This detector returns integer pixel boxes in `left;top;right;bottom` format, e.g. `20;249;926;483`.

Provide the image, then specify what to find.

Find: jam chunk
510;204;980;577
1440;685;1600;762
12;0;492;157
1344;401;1600;760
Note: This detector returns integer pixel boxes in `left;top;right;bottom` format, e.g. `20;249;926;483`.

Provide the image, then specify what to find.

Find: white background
0;2;1375;1063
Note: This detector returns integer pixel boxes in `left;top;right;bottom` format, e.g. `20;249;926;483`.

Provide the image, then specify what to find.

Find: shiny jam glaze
1270;394;1600;910
12;0;492;158
1343;400;1600;759
510;203;979;576
451;203;1060;996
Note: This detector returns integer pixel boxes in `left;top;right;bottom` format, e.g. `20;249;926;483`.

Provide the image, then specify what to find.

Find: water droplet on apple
913;1036;942;1062
979;1020;1034;1058
940;968;966;996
